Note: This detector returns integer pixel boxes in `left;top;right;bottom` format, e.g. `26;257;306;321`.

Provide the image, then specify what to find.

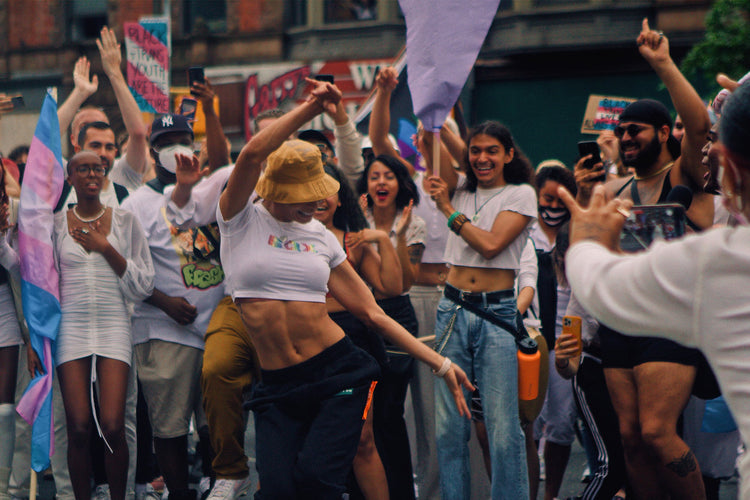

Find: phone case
562;316;582;356
620;204;686;253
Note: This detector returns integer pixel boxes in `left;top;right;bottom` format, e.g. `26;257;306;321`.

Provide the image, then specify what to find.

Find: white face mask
157;144;193;173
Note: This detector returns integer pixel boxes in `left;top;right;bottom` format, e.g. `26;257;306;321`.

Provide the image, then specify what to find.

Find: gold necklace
73;205;106;223
634;162;674;181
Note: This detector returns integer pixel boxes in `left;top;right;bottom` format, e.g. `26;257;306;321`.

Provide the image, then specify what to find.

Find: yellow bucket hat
255;140;340;203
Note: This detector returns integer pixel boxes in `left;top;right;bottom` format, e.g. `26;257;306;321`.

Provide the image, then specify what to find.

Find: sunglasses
614;124;652;139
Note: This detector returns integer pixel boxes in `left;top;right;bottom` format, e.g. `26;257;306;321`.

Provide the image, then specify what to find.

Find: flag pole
29;469;37;500
433;129;441;179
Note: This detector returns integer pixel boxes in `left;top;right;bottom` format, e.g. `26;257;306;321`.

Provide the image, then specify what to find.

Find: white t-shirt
444;180;537;269
413;172;450;264
218;200;346;303
123;184;226;350
364;208;426;250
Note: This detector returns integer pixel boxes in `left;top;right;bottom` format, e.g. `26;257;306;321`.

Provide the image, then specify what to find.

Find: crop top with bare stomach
217;200;347;302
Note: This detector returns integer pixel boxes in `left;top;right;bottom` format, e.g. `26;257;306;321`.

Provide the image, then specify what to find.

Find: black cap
150;114;194;144
298;129;334;153
619;99;681;159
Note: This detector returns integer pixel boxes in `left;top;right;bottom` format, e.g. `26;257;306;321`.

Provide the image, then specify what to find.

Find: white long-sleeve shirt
566;227;750;499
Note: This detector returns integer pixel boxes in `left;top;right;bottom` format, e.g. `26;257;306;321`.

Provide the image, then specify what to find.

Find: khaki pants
201;297;260;479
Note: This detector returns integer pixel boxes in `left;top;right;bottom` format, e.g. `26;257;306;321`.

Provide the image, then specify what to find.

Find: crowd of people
0;17;748;500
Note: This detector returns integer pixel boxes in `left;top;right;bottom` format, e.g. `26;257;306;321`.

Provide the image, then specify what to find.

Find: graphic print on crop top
161;207;225;290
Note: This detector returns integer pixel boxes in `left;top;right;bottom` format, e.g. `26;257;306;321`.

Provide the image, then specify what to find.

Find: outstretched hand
442;362;475;418
175;153;208;188
73;56;99;97
96;26;123;77
558;184;632;251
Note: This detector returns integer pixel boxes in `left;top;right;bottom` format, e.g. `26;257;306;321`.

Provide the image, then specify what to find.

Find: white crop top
217;200;347;302
443;179;537;270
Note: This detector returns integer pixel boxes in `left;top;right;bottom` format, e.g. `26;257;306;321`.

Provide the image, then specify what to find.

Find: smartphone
562;316;582;356
11;96;24;109
314;74;334;84
188;67;205;95
179;97;197;121
619;204;686;253
577;140;606;183
577;141;601;169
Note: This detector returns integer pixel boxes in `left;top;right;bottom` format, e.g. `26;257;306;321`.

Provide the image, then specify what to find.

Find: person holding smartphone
584;20;713;500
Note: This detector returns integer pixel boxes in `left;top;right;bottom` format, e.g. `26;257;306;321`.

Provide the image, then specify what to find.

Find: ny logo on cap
161;115;174;128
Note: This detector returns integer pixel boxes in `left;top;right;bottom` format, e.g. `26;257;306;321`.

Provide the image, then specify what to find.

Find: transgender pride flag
15;90;64;472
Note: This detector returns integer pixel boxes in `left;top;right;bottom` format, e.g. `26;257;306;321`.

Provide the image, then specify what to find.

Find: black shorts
599;324;702;369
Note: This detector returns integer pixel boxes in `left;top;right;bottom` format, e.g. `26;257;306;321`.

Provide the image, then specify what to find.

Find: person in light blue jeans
427;121;537;499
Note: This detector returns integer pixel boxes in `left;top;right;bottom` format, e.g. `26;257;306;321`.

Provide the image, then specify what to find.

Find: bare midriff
415;262;451;287
235;298;345;370
446;265;516;293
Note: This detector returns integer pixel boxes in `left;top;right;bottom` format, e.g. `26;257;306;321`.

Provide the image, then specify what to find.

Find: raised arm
637;19;710;190
192;78;230;172
219;80;342;220
57;57;99;141
97;27;149;176
369;67;414;174
439;124;467;172
328;100;364;189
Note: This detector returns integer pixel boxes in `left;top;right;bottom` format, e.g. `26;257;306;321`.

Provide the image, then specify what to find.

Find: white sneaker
206;477;252;500
137;483;162;500
93;484;110;500
198;477;212;499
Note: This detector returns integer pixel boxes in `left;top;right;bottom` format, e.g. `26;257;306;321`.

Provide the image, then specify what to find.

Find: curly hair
356;154;419;210
535;164;577;198
324;164;369;232
463;121;533;192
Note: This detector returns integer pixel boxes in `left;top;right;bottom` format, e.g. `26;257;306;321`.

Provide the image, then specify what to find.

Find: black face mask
538;205;569;227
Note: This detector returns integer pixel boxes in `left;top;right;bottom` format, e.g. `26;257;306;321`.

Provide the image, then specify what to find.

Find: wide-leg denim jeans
433;295;528;499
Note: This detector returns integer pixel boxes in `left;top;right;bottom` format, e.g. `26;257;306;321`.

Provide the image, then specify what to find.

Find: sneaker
206;477;252;500
198;477;212;500
93;484;110;500
137;483;162;500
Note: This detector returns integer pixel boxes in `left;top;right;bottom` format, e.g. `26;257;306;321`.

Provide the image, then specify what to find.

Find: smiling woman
53;150;155;500
427;120;537;499
206;79;473;498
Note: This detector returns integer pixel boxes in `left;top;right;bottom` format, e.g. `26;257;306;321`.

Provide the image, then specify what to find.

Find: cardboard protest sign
124;17;170;113
581;94;637;134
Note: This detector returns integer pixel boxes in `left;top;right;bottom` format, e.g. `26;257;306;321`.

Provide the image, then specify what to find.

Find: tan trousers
201;297;260;479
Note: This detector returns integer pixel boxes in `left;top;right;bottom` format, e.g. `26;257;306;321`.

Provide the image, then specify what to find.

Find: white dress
54;208;154;366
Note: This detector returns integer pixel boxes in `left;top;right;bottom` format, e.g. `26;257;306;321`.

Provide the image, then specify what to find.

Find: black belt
444;283;514;305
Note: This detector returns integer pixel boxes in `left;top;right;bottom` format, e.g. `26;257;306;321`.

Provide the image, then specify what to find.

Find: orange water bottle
517;337;540;401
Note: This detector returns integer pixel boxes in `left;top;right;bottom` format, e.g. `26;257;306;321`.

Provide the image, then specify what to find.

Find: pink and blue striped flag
398;0;502;132
15;90;64;472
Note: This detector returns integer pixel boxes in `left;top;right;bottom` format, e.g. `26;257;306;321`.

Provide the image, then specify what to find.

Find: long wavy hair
324;164;368;232
463;121;533;192
356;154;419;209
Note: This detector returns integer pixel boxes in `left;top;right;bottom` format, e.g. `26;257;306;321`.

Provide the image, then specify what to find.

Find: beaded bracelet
446;211;461;229
433;357;452;377
450;213;469;235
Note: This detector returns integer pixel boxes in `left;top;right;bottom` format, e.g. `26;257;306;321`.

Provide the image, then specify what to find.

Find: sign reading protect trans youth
581;94;637;134
124;17;170;114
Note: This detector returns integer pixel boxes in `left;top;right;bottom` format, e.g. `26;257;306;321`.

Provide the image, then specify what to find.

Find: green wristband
447;211;461;229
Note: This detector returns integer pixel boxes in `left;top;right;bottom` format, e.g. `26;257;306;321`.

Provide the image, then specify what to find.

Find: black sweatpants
249;337;380;500
573;354;627;500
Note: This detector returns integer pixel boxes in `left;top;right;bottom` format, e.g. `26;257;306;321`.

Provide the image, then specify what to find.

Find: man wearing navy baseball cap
123;114;226;500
